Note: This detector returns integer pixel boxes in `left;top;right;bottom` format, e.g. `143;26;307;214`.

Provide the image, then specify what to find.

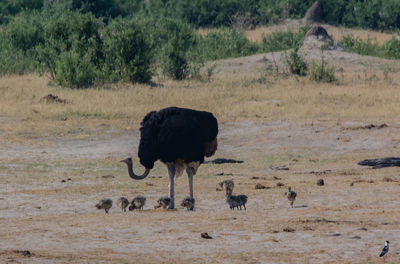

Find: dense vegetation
2;0;400;30
0;0;400;87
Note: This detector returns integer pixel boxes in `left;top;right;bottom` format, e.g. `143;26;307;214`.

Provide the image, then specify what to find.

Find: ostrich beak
120;158;127;163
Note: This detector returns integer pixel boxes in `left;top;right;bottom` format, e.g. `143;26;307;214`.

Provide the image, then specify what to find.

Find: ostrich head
120;157;151;180
216;181;224;191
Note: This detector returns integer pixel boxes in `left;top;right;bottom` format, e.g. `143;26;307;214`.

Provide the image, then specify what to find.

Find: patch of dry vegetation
2;43;400;145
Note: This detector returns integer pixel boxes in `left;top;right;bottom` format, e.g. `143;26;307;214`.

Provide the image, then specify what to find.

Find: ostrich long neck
126;162;151;180
226;189;233;200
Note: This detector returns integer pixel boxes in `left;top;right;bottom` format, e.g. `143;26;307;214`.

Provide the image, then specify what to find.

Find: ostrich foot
168;200;175;210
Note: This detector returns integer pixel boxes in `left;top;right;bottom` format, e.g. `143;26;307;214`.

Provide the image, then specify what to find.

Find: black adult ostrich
121;106;218;210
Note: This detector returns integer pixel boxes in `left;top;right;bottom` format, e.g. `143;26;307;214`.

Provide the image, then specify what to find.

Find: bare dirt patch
2;118;400;263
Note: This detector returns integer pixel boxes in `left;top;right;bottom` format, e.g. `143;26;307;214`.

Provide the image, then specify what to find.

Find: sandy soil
2;118;400;264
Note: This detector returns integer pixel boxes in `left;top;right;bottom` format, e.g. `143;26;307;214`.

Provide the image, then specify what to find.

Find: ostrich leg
186;167;195;210
167;165;176;209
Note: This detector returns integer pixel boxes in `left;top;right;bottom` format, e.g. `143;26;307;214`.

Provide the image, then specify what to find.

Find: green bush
382;37;400;59
152;18;197;80
5;11;44;54
102;18;153;83
286;48;307;76
35;11;104;88
0;0;43;24
340;35;400;60
0;11;44;74
340;35;381;57
0;40;36;75
261;26;309;52
54;50;98;88
309;58;336;83
194;28;259;61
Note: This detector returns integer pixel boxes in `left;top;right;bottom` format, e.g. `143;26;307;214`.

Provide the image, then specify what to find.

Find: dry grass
2;54;400;145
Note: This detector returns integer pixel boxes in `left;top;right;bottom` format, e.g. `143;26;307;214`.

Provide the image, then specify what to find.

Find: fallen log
358;157;400;169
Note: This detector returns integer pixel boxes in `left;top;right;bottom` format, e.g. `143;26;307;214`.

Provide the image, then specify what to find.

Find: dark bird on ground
201;232;213;239
129;195;146;211
379;241;389;259
181;197;195;211
117;197;129;212
96;198;113;214
225;187;248;210
285;187;297;208
121;107;218;210
154;196;171;209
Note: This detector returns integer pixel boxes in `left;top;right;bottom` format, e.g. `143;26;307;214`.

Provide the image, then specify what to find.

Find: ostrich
285;187;297;208
121;107;218;210
154;196;171;209
181;197;195;210
96;198;113;214
117;197;129;212
225;186;248;210
129;195;146;211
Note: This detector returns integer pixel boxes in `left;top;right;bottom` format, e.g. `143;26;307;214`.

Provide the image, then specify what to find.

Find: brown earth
2;118;400;263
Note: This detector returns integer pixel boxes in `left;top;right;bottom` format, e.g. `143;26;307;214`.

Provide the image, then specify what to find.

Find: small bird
225;188;248;210
96;198;113;214
129;195;146;211
181;197;195;210
201;232;213;239
117;197;129;212
285;187;297;208
379;241;389;259
154;196;171;209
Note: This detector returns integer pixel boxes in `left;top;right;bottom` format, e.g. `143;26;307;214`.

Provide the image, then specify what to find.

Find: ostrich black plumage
121;107;218;210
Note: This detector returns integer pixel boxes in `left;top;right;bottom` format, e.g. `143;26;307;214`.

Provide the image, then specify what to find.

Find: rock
317;179;324;186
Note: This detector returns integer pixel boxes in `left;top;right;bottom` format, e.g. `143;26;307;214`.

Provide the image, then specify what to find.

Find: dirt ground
2;27;400;263
1;118;400;264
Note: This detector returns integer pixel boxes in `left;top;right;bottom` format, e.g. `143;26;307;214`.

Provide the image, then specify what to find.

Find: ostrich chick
155;196;171;209
117;197;129;212
285;187;297;208
181;197;195;210
129;195;146;211
96;198;113;214
226;188;248;210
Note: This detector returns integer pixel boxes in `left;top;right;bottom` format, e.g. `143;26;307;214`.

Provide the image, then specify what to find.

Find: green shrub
309;57;336;83
0;0;43;24
382;37;400;59
102;18;153;83
194;28;259;61
261;26;309;52
340;35;381;57
54;50;97;88
35;11;104;88
0;40;36;75
153;18;197;80
340;35;400;60
5;11;44;54
0;11;43;74
286;48;307;76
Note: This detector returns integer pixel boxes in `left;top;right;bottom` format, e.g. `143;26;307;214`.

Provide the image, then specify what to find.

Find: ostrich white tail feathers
120;157;151;180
